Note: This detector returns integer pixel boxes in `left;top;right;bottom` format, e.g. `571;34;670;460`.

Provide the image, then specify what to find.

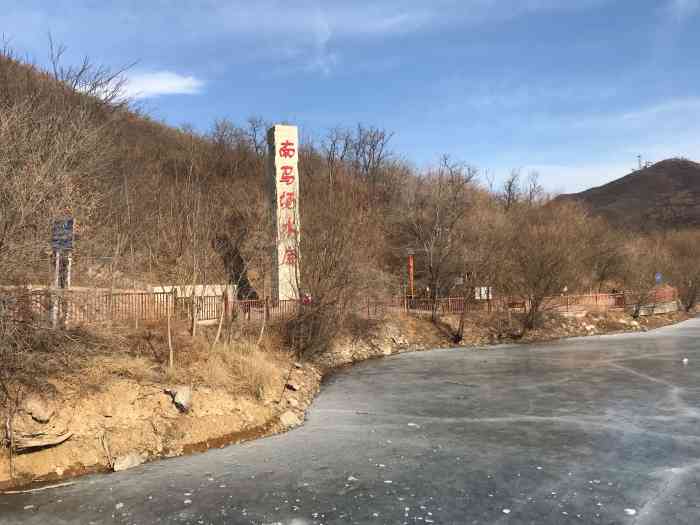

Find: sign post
267;125;300;302
50;218;75;327
407;250;415;298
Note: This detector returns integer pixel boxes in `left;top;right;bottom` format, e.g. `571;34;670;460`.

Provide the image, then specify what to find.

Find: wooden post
50;251;61;328
224;287;231;322
171;288;178;321
65;252;72;289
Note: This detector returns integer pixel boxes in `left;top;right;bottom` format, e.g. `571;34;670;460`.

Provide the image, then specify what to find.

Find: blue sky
3;0;700;192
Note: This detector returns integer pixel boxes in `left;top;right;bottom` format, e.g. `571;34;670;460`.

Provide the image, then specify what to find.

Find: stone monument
267;124;300;301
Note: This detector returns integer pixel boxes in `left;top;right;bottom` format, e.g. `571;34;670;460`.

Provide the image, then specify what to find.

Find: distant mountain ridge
557;158;700;230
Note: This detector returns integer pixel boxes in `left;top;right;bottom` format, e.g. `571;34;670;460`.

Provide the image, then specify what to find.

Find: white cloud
122;71;204;100
305;10;337;76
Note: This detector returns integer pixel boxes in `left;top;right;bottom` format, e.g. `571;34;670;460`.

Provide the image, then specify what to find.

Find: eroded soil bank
0;310;691;491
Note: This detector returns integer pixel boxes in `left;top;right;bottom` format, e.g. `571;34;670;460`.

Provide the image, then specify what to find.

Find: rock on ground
165;386;192;413
279;411;301;428
113;453;146;472
23;396;54;424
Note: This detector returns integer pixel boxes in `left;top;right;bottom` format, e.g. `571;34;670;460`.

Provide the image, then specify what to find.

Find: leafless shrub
48;34;133;111
663;230;700;311
284;173;372;357
621;236;669;318
399;155;478;320
501;201;593;330
0;101;113;282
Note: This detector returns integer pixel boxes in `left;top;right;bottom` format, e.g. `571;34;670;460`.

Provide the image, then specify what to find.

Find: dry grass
170;340;288;400
151;325;291;401
90;321;292;401
215;342;286;399
80;354;161;390
1;316;291;413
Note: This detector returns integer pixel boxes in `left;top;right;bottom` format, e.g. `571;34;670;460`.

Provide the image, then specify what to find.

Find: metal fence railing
396;290;678;318
0;288;680;328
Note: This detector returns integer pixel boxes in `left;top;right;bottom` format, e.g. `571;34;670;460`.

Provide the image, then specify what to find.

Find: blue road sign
655;272;662;284
51;218;74;252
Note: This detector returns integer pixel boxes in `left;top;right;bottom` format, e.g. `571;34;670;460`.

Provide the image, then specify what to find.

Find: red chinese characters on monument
282;215;297;237
282;247;298;265
279;191;296;209
280;165;295;185
279;140;296;159
273;133;299;268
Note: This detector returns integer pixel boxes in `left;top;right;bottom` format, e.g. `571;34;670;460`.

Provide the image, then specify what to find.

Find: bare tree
524;171;545;205
662;230;700;312
502;201;592;330
401;156;477;321
500;170;521;211
287;174;370;357
582;218;625;293
351;124;393;206
244;116;269;158
322;127;353;191
454;193;508;341
621;236;669;318
48;34;133;110
0;102;112;284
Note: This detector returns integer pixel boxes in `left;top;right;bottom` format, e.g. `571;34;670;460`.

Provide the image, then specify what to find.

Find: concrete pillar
267;125;301;301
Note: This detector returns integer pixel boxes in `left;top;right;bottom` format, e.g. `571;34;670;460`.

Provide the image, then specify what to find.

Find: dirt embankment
0;310;692;491
439;309;693;346
0;316;450;491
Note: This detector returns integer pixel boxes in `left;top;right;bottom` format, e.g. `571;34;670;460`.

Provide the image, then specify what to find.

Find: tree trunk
211;295;225;350
256;309;267;348
455;301;466;343
524;297;541;331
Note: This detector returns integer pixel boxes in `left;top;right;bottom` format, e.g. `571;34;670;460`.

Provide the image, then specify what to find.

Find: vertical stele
267;124;300;301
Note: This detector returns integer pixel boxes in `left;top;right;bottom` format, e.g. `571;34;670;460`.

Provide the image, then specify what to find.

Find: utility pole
407;249;415;298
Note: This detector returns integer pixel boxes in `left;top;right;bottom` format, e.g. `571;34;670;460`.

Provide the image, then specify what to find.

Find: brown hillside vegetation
2;44;700;346
557;158;700;231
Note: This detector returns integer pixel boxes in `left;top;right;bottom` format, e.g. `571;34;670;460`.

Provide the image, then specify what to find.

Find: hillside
0;48;399;304
0;50;270;292
558;158;700;230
